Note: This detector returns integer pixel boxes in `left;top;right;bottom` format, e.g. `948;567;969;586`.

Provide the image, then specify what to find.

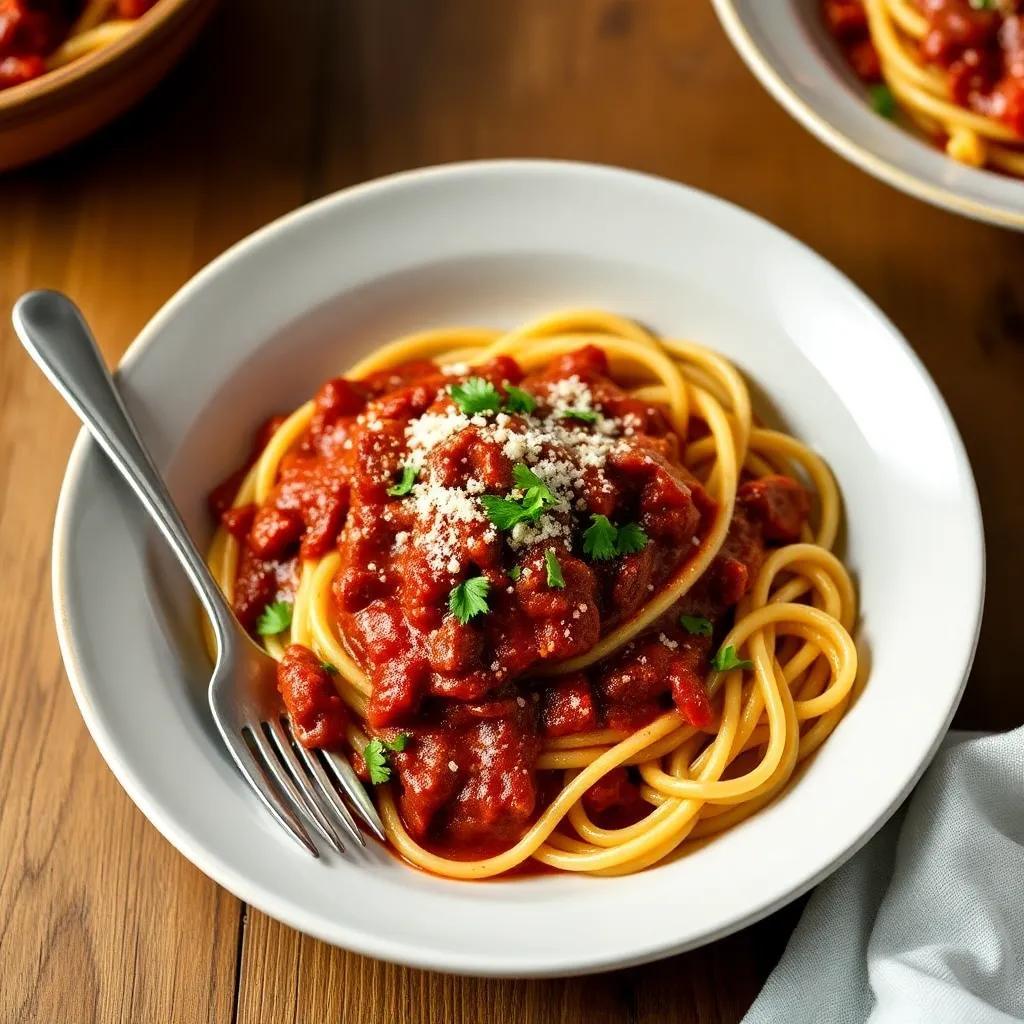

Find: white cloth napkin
743;728;1024;1024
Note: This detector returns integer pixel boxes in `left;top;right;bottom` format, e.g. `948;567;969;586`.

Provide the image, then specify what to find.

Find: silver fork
14;290;386;857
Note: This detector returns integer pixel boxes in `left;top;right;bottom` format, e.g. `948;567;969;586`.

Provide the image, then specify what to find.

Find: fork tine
266;719;359;848
252;724;346;854
277;719;365;847
321;750;388;843
218;724;318;856
262;722;349;854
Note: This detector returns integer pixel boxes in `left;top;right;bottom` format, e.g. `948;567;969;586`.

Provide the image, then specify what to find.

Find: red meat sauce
0;1;157;90
210;345;810;858
823;0;1024;137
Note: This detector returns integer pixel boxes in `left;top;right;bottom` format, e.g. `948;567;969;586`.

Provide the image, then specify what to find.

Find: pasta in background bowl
0;0;215;170
51;161;983;975
714;0;1024;229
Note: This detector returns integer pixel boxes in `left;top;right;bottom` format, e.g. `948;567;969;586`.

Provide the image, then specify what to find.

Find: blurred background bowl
0;0;217;172
712;0;1024;230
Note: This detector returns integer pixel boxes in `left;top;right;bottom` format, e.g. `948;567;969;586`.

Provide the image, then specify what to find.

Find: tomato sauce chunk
392;703;540;847
823;0;1024;137
211;343;816;864
738;474;810;543
0;1;162;91
582;766;645;819
276;645;349;749
540;675;599;737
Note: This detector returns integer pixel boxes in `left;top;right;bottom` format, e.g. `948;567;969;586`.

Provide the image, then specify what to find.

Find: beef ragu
210;344;810;861
0;0;159;90
824;0;1024;159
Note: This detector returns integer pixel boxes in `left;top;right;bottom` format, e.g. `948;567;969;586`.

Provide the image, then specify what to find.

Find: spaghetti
0;0;155;91
823;0;1024;175
206;310;859;879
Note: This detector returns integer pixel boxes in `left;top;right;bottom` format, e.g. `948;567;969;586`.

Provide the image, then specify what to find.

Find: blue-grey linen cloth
743;728;1024;1023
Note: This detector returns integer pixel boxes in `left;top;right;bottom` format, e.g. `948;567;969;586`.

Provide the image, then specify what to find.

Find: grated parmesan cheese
405;408;471;467
384;363;642;579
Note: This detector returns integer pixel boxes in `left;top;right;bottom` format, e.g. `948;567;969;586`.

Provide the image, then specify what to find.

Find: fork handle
13;290;237;649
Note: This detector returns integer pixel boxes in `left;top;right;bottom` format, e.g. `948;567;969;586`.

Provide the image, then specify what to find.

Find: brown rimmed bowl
0;0;217;171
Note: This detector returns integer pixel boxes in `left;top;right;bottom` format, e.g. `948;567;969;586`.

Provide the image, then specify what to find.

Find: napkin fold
743;727;1024;1024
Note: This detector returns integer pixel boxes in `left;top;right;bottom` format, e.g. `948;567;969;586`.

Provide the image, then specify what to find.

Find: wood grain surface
2;2;1023;1021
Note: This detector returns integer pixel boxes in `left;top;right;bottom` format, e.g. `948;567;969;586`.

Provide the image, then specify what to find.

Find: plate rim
711;0;1024;231
50;158;986;976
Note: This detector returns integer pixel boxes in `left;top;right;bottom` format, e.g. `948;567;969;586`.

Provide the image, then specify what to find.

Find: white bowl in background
52;160;983;976
713;0;1024;230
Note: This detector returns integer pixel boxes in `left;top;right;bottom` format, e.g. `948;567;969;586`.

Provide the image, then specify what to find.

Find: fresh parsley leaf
448;575;490;624
450;377;501;415
364;738;391;785
868;83;895;119
680;615;713;638
712;645;753;672
582;514;619;561
504;384;537;414
320;660;338;674
969;0;996;8
387;463;418;497
581;516;648;560
256;600;292;636
511;462;543;492
384;732;410;752
508;565;522;581
512;463;556;505
364;733;411;784
481;465;558;531
545;548;565;588
480;494;538;530
560;408;599;423
615;522;648;555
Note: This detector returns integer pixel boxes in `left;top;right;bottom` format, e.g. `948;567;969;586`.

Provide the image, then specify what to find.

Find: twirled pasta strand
205;310;858;878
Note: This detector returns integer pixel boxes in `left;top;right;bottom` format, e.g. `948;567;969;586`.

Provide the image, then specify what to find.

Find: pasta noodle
828;0;1024;175
0;0;153;91
206;310;859;879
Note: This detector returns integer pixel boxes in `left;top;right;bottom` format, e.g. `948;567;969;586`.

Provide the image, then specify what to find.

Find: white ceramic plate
713;0;1024;230
52;160;983;977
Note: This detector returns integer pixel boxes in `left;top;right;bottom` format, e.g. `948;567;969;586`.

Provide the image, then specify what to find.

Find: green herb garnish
512;463;555;504
680;615;713;638
387;463;418;497
560;408;599;423
364;733;412;784
364;739;391;784
581;515;648;560
450;377;501;415
384;732;410;752
504;385;537;414
320;660;338;673
545;549;565;589
509;565;522;582
615;522;649;555
868;83;895;119
712;645;753;672
448;575;491;624
582;514;618;561
256;601;292;636
479;494;542;531
480;463;558;531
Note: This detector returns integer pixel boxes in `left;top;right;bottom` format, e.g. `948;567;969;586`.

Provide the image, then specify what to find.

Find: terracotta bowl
0;0;218;171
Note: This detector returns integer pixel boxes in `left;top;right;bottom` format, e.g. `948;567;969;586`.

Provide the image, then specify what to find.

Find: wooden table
3;2;1022;1021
